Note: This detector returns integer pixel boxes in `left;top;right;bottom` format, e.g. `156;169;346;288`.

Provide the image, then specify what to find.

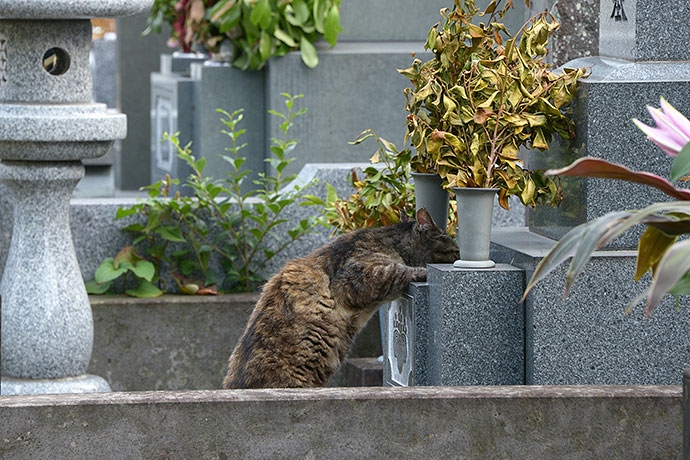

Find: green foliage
303;130;416;234
303;130;458;236
86;246;164;298
144;0;342;70
87;93;320;296
398;0;589;210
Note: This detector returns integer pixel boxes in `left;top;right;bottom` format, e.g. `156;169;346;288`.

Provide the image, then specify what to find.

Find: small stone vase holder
411;172;449;230
452;187;499;269
0;0;153;395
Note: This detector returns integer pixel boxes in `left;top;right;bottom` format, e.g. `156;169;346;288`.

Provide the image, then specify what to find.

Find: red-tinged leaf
546;157;690;201
197;285;219;295
114;246;141;268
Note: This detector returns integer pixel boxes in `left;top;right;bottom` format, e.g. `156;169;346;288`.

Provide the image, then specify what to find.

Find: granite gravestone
528;0;690;248
384;0;690;388
149;52;207;195
0;0;152;395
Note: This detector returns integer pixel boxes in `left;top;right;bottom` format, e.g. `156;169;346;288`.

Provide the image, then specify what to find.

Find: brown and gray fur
222;208;458;389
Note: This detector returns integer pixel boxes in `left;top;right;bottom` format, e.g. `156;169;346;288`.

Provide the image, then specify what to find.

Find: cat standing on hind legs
222;207;458;389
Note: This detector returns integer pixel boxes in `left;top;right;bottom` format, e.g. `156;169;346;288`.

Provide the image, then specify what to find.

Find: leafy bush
304;130;457;236
87;93;321;296
399;0;589;209
145;0;342;69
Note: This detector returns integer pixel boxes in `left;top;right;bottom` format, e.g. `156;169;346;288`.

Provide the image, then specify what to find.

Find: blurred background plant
144;0;342;69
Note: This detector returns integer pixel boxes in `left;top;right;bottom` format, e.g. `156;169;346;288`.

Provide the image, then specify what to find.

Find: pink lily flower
633;97;690;157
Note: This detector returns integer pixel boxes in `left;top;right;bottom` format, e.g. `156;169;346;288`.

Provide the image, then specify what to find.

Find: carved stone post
0;0;152;395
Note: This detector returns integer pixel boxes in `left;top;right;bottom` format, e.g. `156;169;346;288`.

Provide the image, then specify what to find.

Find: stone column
0;0;153;395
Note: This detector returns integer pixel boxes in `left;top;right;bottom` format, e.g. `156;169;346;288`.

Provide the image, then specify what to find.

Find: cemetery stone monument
0;0;153;395
384;0;690;387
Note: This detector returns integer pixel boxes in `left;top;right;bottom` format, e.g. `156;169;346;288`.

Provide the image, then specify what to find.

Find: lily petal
633;118;685;156
660;97;690;140
647;107;690;148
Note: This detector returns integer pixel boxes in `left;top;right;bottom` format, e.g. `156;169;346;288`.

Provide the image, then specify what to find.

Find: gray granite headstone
598;0;690;62
493;227;690;385
528;0;690;248
149;54;206;194
0;0;152;395
115;13;170;191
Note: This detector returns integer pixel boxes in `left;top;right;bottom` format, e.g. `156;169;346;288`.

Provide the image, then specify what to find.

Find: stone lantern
0;0;153;394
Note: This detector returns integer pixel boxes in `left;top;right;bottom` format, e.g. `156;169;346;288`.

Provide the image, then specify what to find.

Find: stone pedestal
383;265;525;386
0;0;152;395
493;227;690;385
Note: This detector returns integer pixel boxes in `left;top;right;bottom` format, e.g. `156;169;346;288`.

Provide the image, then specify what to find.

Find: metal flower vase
452;187;499;269
411;172;449;230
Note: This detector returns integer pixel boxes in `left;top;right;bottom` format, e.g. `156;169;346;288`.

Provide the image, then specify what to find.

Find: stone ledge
0;386;681;460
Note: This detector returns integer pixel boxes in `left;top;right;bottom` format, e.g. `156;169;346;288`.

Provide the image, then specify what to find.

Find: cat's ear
415;208;437;231
399;210;413;223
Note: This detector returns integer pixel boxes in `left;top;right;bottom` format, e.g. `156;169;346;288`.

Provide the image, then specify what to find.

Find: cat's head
407;208;459;265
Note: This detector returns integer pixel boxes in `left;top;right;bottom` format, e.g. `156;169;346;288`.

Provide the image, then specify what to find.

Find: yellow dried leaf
520;178;535;204
478;90;499;108
532;128;548;150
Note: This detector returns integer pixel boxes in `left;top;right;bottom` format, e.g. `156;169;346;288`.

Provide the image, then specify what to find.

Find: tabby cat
222;208;458;389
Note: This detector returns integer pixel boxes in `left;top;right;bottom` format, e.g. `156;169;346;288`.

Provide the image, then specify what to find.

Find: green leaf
259;31;272;61
313;0;326;33
130;260;156;282
85;279;111;295
325;182;338;204
249;0;272;28
94;258;128;284
671;142;690;183
218;5;242;33
126;279;164;298
669;272;690;296
274;28;297;47
292;0;310;24
115;207;138;219
634;226;676;281
299;36;318;68
323;4;341;47
158;226;186;243
122;223;145;233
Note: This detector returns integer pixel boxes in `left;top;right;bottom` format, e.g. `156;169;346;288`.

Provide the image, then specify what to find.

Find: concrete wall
0;385;681;459
88;294;382;391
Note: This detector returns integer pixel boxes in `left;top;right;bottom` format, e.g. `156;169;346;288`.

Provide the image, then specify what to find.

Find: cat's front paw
412;267;427;282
